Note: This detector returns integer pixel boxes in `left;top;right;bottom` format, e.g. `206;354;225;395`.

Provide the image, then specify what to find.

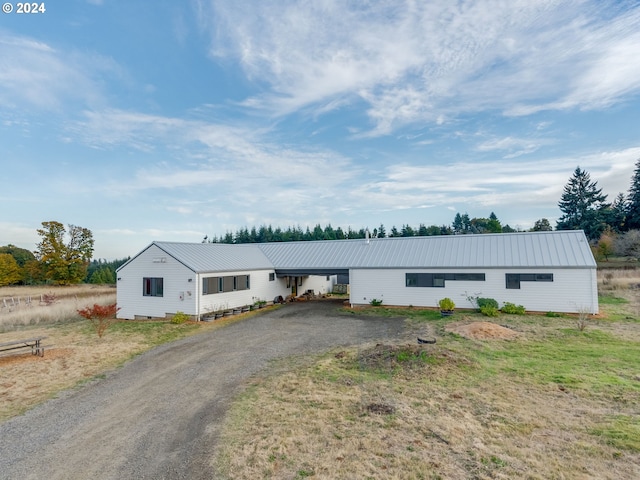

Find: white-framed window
143;277;163;297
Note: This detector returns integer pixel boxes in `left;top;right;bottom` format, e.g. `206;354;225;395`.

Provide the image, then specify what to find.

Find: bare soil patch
445;320;520;340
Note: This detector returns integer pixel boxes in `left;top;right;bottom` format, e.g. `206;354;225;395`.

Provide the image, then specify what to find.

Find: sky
2;0;640;260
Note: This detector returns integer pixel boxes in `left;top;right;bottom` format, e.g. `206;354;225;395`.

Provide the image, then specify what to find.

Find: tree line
203;211;519;245
0;221;128;287
2;160;639;286
203;159;640;245
556;159;640;241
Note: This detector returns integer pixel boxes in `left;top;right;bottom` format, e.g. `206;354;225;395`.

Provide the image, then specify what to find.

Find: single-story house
116;230;598;319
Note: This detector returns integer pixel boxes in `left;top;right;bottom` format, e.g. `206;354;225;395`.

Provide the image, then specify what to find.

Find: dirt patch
0;348;73;367
446;321;520;340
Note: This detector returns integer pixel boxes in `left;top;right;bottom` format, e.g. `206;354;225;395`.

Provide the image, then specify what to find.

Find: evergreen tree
608;193;627;232
531;218;552;231
556;167;609;241
626;158;640;229
377;224;386;238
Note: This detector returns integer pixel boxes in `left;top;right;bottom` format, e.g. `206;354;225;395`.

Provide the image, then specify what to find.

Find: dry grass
598;267;640;291
0;302;274;421
0;285;116;332
216;298;640;479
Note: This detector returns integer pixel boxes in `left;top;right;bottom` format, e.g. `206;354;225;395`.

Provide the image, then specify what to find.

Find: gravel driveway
0;300;409;479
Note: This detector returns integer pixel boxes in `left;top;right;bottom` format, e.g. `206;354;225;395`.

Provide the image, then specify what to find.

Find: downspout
195;273;200;321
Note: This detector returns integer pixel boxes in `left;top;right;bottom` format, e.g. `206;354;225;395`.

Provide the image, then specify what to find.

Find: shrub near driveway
217;303;640;480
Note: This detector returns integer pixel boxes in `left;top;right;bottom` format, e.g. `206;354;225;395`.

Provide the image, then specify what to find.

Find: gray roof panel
153;242;274;273
256;231;595;269
124;231;595;273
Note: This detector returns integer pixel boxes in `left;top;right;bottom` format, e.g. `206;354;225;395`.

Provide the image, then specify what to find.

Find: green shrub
546;311;563;318
501;302;526;315
477;298;499;309
370;298;383;306
480;305;500;317
171;311;190;324
438;297;455;311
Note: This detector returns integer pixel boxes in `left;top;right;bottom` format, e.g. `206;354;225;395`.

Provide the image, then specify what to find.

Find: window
202;277;219;295
222;276;234;292
269;272;275;281
406;273;485;288
202;274;251;293
235;274;250;291
506;273;554;289
143;277;163;297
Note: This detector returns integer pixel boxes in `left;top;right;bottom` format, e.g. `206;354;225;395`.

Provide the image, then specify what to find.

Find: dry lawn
216;279;640;479
0;285;117;332
0;284;242;420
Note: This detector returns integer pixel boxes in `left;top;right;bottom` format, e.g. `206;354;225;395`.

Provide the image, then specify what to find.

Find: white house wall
349;268;598;314
299;275;337;296
198;269;290;315
116;245;197;320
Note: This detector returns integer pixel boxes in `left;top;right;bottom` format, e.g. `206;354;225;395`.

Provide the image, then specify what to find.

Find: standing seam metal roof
124;231;595;273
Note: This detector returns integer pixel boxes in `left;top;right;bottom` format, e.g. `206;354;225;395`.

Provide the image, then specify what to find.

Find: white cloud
346;147;640;213
200;1;640;135
0;33;119;112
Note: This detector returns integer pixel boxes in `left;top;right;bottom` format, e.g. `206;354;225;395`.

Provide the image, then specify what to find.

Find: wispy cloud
0;32;119;112
200;1;640;135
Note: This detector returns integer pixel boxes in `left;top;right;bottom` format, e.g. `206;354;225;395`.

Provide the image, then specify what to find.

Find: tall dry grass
598;267;640;291
0;285;116;332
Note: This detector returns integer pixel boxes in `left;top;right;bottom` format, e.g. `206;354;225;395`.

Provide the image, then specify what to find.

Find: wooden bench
0;337;47;358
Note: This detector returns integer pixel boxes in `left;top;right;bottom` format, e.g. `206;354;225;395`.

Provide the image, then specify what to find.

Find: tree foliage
35;221;94;285
626;158;640;230
77;303;120;338
531;218;552;231
0;254;22;286
556;167;609;241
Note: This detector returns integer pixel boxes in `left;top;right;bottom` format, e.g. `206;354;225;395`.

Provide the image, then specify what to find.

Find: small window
269;272;275;281
506;273;553;289
143;277;163;297
222;276;234;292
235;275;250;291
406;272;485;288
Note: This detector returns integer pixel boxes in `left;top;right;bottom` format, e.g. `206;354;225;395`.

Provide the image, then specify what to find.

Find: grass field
1;279;639;479
0;285;117;332
216;293;640;479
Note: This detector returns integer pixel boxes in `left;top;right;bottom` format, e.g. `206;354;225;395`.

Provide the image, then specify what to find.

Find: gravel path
0;300;409;479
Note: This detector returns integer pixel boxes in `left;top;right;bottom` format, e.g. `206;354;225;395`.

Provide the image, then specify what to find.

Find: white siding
116;245;197;319
299;275;336;296
197;269;290;315
349;267;598;314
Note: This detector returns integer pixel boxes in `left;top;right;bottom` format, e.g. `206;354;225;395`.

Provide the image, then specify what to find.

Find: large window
202;277;220;295
202;274;251;295
406;273;485;288
506;273;553;289
143;277;163;297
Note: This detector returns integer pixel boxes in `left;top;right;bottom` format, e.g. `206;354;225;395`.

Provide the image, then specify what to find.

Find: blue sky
2;0;640;259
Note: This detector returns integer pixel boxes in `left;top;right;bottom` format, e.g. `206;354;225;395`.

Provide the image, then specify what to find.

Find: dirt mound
446;321;520;340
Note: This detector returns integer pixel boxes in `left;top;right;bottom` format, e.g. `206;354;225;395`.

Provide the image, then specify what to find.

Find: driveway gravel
0;300;409;479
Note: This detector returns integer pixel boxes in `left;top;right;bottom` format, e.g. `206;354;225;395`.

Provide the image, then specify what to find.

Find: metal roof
121;231;595;273
151;242;274;273
257;230;596;269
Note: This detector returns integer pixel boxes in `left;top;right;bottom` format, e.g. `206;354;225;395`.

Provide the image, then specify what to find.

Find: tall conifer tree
626;158;640;230
556;167;608;240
